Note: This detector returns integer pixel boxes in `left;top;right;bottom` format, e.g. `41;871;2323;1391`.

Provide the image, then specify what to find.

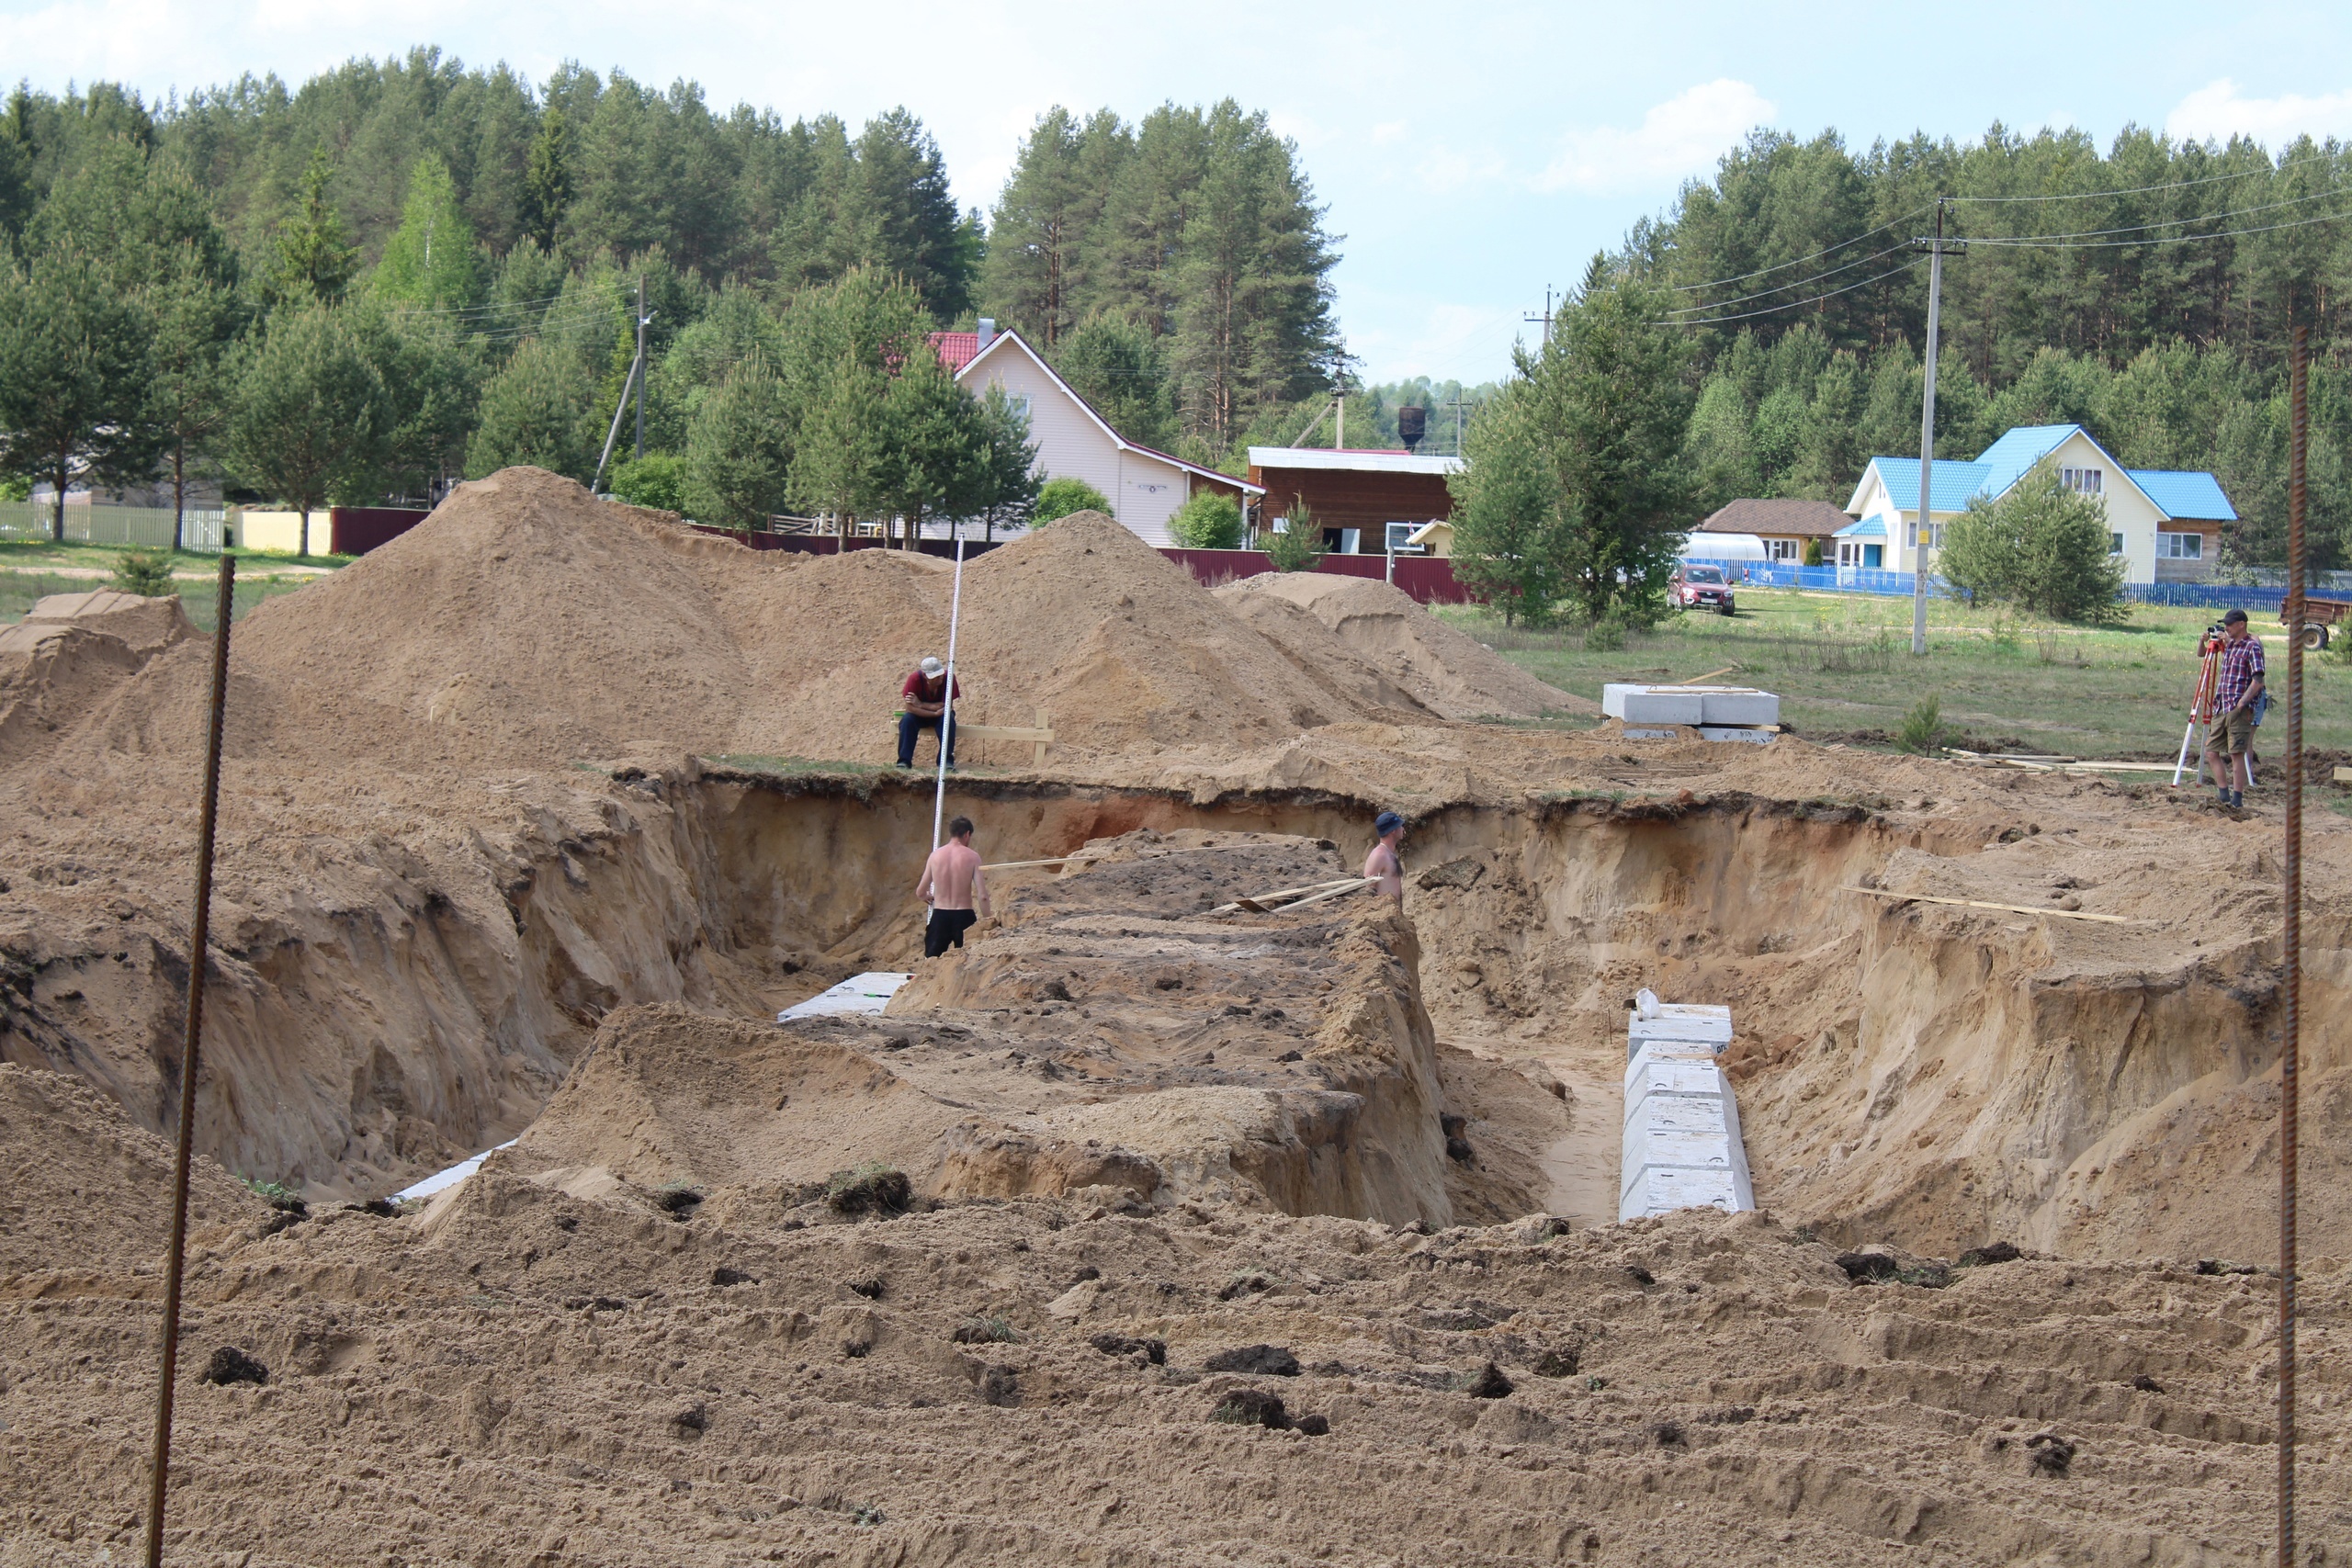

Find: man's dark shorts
2207;707;2254;757
924;908;977;957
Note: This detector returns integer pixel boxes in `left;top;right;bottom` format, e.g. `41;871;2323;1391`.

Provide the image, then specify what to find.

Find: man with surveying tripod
2200;609;2265;809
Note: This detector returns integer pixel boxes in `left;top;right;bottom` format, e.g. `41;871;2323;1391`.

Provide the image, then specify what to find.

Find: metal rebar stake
142;551;236;1568
2278;322;2306;1568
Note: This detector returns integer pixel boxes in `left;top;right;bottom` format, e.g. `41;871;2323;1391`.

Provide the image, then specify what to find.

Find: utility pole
1910;202;1964;657
1447;389;1466;457
1523;286;1555;342
633;276;648;462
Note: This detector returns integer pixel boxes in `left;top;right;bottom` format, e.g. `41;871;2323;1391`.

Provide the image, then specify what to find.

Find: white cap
920;656;944;676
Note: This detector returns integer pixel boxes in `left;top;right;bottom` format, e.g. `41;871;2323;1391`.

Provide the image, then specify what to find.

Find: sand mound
0;591;195;764
0;1063;266;1277
1216;571;1588;719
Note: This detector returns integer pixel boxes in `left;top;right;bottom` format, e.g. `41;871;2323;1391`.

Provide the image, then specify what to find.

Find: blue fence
1686;557;2312;615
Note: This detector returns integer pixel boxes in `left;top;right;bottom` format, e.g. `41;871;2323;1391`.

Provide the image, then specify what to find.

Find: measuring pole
143;552;235;1568
2278;321;2308;1568
931;532;967;853
634;276;647;463
1911;201;1956;657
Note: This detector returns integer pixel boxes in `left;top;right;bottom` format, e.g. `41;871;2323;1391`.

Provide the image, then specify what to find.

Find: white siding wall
960;344;1191;547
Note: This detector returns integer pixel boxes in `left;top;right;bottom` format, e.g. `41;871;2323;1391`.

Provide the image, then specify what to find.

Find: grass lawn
1440;587;2352;760
0;539;353;577
0;556;329;631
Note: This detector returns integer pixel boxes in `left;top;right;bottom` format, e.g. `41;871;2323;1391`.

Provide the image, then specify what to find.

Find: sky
5;0;2351;385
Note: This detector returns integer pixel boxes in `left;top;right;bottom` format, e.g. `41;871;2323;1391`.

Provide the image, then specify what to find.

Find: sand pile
1216;571;1587;719
0;590;195;764
3;1068;2336;1563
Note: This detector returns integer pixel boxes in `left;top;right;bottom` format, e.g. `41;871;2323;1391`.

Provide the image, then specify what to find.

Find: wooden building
1245;447;1460;554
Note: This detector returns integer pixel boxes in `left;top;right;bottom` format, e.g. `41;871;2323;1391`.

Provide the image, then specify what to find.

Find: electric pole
1910;202;1964;657
634;276;648;462
1523;286;1555;337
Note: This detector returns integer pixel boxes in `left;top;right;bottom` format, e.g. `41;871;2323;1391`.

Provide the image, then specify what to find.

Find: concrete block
779;971;910;1021
1694;687;1781;726
1621;1166;1746;1219
1602;683;1706;725
1628;1003;1733;1051
1622;728;1686;740
1619;998;1755;1224
1699;726;1776;744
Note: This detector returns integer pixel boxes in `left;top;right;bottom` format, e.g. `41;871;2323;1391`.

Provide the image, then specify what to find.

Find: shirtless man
1363;810;1405;906
915;816;991;956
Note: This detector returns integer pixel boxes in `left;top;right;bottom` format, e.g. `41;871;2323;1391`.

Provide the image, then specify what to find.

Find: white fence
0;502;230;552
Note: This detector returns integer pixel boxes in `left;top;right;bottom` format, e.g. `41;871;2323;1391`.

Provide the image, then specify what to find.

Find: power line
1947;148;2345;204
1952;184;2350;245
1661;236;1920;317
1666;205;1935;293
1968;203;2352;251
1664;256;1925;327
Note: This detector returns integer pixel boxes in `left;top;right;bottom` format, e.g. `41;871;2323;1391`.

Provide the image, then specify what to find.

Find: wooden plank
955;724;1054;743
1673;665;1739;686
1840;885;2138;924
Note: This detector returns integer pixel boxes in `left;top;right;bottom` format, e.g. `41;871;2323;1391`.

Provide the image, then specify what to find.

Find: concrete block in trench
1694;687;1781;727
1619;992;1754;1223
1602;684;1705;725
779;972;911;1021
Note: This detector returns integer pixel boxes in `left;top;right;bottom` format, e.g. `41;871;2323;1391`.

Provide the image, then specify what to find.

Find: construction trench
4;471;2350;1562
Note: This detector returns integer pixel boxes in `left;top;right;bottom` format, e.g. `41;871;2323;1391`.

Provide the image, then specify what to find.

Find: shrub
1262;504;1324;572
1168;490;1244;549
1895;695;1949;753
1032;475;1110;525
1937;460;2128;625
1802;536;1824;567
609;452;689;513
109;548;177;597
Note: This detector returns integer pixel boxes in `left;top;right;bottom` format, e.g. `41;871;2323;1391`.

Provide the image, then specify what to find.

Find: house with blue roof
1841;423;2236;584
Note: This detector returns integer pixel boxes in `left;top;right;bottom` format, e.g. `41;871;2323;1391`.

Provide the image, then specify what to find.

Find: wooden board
1840;885;2138;924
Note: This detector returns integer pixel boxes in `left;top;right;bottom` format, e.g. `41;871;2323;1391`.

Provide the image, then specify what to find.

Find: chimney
977;318;996;353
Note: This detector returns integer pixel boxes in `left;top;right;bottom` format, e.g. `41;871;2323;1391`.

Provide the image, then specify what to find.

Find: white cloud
1369;120;1408;146
1534;78;1774;195
2167;78;2352;147
1413;144;1508;195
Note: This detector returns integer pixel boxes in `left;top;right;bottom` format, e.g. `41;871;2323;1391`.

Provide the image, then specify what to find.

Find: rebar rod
143;551;236;1568
2278;321;2306;1568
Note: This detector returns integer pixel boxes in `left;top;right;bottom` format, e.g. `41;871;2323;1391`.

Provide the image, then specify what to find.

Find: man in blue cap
1364;810;1406;906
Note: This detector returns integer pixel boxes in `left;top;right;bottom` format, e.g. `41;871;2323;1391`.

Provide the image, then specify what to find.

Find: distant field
0;559;325;631
1442;586;2352;760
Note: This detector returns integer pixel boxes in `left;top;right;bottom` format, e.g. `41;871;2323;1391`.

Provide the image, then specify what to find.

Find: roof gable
953;327;1262;495
1701;498;1851;537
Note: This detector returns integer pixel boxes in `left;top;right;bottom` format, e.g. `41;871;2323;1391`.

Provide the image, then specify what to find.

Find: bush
1896;695;1949;753
1262;503;1324;572
1803;536;1824;567
110;548;177;597
609;452;689;513
1937;461;2128;625
1168;490;1244;549
1032;475;1110;525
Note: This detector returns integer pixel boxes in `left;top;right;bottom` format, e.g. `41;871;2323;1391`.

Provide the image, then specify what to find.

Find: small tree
970;382;1040;540
1169;490;1244;548
611;452;688;512
225;302;390;556
1446;385;1561;623
371;153;484;310
147;242;243;547
1033;475;1109;524
1263;503;1324;572
1803;536;1824;567
684;354;794;528
269;147;359;308
1938;460;2127;624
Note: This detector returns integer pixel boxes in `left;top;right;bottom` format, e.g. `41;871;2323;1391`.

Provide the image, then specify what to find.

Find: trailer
2282;594;2350;650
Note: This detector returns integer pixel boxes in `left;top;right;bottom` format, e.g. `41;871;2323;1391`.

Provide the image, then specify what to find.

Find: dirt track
2;468;2349;1561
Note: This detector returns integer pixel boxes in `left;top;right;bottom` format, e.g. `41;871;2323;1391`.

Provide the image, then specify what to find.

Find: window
1767;537;1799;560
1385;521;1425;553
2158;531;2204;559
2061;467;2104;494
2109;532;2126;556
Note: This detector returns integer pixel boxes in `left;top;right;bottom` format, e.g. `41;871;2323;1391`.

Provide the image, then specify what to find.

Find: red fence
686;528;1010;559
325;506;431;556
1159;547;1469;604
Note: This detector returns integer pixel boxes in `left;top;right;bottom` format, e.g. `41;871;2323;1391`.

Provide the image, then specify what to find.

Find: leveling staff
915;816;991;956
2200;609;2265;810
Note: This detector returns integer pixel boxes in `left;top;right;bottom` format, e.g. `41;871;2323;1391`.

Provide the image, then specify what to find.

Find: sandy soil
3;468;2349;1559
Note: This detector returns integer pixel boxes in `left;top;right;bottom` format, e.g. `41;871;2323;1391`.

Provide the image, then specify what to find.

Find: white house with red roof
930;321;1261;547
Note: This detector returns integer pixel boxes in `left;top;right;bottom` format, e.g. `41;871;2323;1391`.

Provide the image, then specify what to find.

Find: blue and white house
1842;423;2237;584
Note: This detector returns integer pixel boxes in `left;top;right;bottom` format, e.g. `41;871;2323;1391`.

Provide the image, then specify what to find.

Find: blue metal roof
1973;423;2081;495
1836;515;1886;537
2128;468;2238;521
1868;457;1992;513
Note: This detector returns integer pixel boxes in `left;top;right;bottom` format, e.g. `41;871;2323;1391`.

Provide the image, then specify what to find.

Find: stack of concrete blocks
1618;988;1756;1223
1600;683;1781;744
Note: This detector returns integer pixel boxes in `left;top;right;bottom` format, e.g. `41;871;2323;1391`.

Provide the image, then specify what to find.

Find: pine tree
683;352;793;528
1446;383;1563;625
787;351;887;531
271;147;359;308
147;241;244;546
226;302;390;556
464;336;595;483
1050;315;1174;449
521;105;573;254
971;382;1040;539
983;108;1117;348
0;244;161;541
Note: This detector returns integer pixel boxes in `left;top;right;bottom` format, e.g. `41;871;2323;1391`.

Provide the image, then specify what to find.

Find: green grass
0;567;318;631
0;538;354;575
1440;588;2352;759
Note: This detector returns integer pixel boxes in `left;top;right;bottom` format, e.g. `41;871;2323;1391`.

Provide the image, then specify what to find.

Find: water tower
1397;404;1427;454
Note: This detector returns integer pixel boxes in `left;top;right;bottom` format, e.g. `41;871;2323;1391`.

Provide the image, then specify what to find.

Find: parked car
1675;564;1736;615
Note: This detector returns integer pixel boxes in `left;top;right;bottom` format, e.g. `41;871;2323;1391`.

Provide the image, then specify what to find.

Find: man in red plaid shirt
2200;608;2265;809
